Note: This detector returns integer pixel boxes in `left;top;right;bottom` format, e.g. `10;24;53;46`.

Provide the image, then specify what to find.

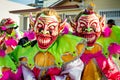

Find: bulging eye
39;27;43;32
80;23;85;27
49;25;55;30
91;27;96;32
37;23;43;28
82;27;86;31
91;22;97;27
78;22;86;31
36;23;43;32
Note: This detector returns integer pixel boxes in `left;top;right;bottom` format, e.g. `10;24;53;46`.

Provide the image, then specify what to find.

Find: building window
99;9;120;26
23;17;28;31
99;9;120;18
23;16;35;31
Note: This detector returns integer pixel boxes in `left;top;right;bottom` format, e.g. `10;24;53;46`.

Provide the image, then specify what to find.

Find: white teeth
87;36;95;42
46;39;50;43
39;38;51;46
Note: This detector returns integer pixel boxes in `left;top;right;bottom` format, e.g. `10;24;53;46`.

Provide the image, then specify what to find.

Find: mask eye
80;23;85;27
90;22;99;32
36;23;43;33
38;27;43;32
37;23;43;28
82;27;86;31
91;27;96;32
49;25;55;30
91;22;97;28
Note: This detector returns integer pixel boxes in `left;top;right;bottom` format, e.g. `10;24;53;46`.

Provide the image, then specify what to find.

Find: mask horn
29;12;35;30
100;14;106;32
69;16;76;31
59;18;67;33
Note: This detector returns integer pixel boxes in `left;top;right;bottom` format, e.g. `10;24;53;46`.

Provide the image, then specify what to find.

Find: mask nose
42;30;49;34
85;27;92;32
41;25;49;34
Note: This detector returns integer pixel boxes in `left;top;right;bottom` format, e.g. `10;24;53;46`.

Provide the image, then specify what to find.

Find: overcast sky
9;0;35;5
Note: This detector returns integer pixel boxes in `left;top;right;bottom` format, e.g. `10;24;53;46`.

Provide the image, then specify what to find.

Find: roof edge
9;5;79;14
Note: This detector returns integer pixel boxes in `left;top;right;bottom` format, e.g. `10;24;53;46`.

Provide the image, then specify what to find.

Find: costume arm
53;58;84;80
96;48;120;79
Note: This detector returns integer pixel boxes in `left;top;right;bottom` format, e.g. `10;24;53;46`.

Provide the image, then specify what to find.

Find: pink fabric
80;50;120;79
62;26;69;34
5;37;17;47
47;67;61;80
0;70;13;80
100;57;120;79
47;67;61;76
24;31;35;40
32;67;40;79
0;65;23;80
1;26;7;31
102;27;112;37
50;75;55;80
32;67;61;80
0;49;6;57
108;43;120;55
108;72;120;80
80;51;105;64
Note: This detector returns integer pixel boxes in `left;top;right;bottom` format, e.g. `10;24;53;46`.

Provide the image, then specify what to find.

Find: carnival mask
77;14;101;46
30;13;66;49
70;13;105;47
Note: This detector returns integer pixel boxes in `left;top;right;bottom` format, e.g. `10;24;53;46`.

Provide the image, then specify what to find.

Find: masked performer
0;18;20;54
97;19;120;70
0;9;86;80
70;3;120;80
0;18;20;79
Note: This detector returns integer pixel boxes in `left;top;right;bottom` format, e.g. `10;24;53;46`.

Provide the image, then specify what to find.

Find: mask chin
87;42;95;47
87;36;97;47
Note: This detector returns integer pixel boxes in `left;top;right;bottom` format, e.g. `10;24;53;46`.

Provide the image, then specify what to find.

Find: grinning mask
70;9;105;47
30;9;66;49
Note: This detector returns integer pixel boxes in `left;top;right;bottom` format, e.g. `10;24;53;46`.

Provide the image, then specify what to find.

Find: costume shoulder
9;40;39;68
48;34;86;66
0;55;17;71
97;26;120;55
50;34;86;54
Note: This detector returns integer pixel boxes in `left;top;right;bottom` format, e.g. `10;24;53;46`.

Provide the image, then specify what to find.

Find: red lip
36;33;57;49
78;32;97;46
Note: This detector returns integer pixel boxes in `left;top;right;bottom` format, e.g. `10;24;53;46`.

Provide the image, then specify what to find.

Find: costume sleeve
100;57;120;79
95;50;120;79
53;58;84;80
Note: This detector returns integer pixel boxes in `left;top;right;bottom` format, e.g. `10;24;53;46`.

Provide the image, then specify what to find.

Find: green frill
97;26;120;56
0;55;16;71
9;34;85;69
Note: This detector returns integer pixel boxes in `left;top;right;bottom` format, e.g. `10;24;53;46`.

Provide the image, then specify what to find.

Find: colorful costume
0;18;19;54
0;9;86;80
8;34;86;80
70;3;120;79
0;18;20;78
